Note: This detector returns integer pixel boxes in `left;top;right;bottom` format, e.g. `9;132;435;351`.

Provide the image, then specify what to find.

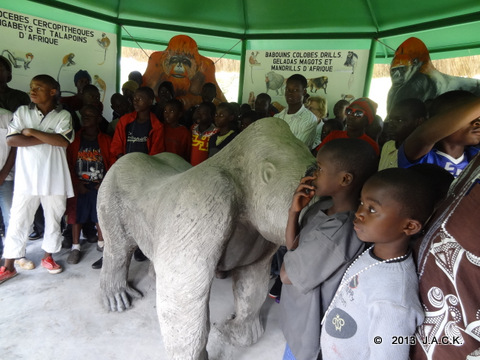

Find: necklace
321;246;409;325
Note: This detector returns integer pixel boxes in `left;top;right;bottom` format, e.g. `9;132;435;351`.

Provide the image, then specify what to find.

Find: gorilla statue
97;117;315;359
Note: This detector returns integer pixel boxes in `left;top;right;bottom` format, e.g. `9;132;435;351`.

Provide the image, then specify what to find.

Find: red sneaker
41;256;63;274
0;266;18;284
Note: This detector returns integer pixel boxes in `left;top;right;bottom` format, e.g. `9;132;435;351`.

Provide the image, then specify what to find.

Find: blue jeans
0;180;14;257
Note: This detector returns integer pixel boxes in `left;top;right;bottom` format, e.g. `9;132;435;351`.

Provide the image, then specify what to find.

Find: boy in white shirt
0;74;74;283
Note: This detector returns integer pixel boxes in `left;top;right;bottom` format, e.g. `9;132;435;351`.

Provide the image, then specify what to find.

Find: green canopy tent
3;0;480;97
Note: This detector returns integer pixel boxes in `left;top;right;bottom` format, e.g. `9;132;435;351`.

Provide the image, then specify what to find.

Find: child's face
76;77;90;93
83;91;101;105
254;97;269;115
201;87;216;103
80;108;100;128
443;118;480;146
311;149;344;197
29;80;56;105
284;80;305;107
240;117;253;131
354;180;410;244
334;104;347;119
158;86;173;107
385;106;418;143
321;123;334;141
193;105;212;126
111;99;129;116
122;88;134;99
345;105;369;132
133;91;152;113
164;104;182;125
214;107;232;128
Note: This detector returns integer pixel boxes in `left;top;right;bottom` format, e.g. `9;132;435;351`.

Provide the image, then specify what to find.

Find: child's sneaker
41;256;63;274
15;257;35;270
0;266;18;284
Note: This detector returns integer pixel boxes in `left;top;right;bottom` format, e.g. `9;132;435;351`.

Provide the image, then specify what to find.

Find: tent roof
11;0;480;60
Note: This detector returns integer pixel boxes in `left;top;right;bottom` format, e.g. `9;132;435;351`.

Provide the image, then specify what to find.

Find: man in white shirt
274;74;317;149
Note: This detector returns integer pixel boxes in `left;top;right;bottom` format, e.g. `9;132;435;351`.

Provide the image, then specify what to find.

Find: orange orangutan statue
142;35;227;110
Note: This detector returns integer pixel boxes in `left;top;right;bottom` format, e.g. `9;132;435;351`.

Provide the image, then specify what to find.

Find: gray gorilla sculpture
97;117;315;359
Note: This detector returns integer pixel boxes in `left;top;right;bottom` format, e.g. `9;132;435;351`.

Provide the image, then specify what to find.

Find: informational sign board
0;8;116;119
242;49;370;116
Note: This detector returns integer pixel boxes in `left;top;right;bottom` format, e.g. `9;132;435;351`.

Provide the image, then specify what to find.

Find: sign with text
242;49;370;116
0;8;116;119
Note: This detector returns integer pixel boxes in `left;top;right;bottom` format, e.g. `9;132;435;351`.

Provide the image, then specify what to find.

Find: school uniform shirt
8;104;74;197
281;198;365;360
321;249;424;360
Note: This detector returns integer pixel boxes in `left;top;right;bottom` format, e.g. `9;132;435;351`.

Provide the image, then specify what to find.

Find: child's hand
290;176;316;213
21;128;35;137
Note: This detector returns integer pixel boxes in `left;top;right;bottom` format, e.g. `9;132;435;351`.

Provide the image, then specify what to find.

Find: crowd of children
1;60;480;359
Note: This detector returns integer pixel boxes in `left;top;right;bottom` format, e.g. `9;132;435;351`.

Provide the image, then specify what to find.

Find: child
65;105;114;264
317;97;380;155
107;93;130;137
398;90;480;177
201;82;219;105
254;92;278;118
152;81;175;123
80;85;109;134
328;99;349;129
0;74;74;282
239;110;260;132
190;102;218;166
280;138;378;360
163;99;191;161
60;69;91;114
320;168;433;360
269;93;338;298
121;80;139;112
379;98;426;170
111;86;165;161
321;119;343;142
274;74;317;148
208;102;237;157
0;55;30;112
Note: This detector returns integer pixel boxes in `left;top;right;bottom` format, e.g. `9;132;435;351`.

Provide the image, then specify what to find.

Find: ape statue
387;37;480;112
98;118;315;360
142;35;227;110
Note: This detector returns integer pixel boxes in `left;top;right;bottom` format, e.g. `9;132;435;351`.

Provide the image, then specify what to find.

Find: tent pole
363;38;377;96
237;39;247;104
116;24;122;92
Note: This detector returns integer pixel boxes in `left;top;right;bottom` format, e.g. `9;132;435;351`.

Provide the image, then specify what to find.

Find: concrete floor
1;238;285;360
